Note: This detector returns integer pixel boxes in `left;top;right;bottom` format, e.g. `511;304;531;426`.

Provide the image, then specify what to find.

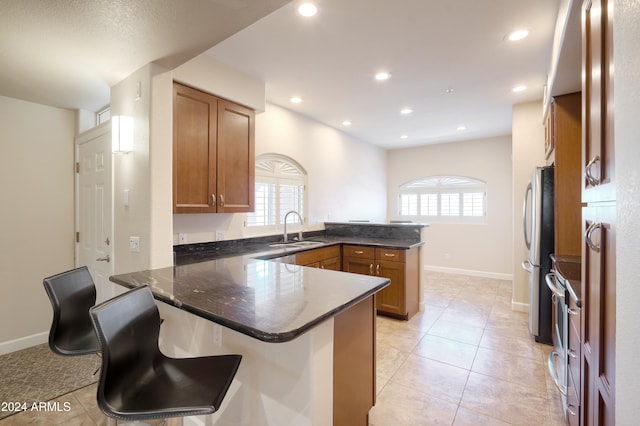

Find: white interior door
76;124;113;303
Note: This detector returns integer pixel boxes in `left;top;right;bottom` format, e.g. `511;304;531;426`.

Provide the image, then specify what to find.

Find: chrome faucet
283;210;303;243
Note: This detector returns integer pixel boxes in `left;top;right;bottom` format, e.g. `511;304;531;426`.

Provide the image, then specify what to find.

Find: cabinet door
216;99;255;213
582;0;615;203
173;83;217;213
320;257;341;271
582;204;615;425
375;260;405;317
343;256;374;276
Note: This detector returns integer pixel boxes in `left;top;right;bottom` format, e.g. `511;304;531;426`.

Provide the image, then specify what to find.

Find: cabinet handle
384;253;396;257
211;193;216;205
320;265;325;269
585;222;601;253
376;264;380;275
354;250;364;254
568;349;577;359
585;155;601;187
219;194;225;207
567;404;577;417
369;264;373;274
568;308;580;316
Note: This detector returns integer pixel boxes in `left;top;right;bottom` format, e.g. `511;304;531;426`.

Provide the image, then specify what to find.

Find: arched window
246;154;307;230
398;175;486;222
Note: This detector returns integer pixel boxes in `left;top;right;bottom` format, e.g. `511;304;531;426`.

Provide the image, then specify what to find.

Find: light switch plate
129;236;140;253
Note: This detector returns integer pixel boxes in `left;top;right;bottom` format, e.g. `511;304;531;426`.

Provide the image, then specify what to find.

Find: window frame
397;175;487;224
245;154;307;234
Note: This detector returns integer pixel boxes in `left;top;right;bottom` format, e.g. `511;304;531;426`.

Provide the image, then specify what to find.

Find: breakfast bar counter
109;256;389;342
109;256;390;426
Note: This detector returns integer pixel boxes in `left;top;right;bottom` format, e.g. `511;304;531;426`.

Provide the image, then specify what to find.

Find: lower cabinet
295;245;341;270
342;244;420;320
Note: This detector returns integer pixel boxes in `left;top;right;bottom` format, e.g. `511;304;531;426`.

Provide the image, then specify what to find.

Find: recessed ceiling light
400;108;413;115
445;87;455;94
506;29;529;41
298;3;317;17
457;125;466;131
400;134;408;139
512;85;527;93
342;120;352;126
290;96;303;104
375;72;390;81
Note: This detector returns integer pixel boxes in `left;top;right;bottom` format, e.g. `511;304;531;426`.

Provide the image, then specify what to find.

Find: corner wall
0;96;76;353
387;136;513;278
511;101;546;309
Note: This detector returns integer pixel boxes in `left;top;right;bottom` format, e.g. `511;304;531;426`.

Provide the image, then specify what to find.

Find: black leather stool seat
43;266;101;356
89;285;242;422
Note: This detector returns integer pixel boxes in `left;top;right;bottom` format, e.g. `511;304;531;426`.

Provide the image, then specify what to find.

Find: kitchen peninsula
110;222;425;425
110;255;389;426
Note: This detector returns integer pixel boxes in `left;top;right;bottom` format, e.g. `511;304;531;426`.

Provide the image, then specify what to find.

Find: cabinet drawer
342;245;375;259
375;248;405;262
296;245;341;266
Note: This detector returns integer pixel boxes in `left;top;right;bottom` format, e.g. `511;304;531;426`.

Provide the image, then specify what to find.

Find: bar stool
89;285;242;426
43;266;101;356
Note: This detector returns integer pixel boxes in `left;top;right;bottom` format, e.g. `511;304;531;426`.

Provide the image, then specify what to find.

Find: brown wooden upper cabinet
173;82;255;213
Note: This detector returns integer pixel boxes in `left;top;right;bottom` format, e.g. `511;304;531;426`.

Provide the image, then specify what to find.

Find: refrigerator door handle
522;181;532;250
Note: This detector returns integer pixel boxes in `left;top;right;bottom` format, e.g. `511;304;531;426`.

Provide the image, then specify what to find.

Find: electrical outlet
213;324;222;346
178;233;187;244
216;231;225;241
129;236;140;253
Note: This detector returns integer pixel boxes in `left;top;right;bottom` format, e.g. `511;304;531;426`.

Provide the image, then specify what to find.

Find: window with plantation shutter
246;154;306;232
397;175;487;223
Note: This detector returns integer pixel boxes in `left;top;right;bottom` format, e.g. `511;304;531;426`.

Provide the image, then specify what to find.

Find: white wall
614;0;640;422
387;136;512;278
0;96;76;354
511;101;546;309
172;102;388;243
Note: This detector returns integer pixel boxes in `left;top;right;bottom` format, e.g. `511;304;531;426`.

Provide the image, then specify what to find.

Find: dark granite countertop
110;256;390;343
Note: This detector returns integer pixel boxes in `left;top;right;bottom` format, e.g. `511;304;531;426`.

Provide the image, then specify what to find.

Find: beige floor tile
414;335;478;370
479;332;549;361
452;406;512;426
427;319;485;346
406;307;443;332
377;343;409;379
369;381;458;426
390;354;469;405
438;308;489;329
460;372;551;425
377;328;425;353
471;347;548;393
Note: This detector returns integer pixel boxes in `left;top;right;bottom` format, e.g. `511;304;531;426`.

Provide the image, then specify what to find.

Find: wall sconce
112;115;134;153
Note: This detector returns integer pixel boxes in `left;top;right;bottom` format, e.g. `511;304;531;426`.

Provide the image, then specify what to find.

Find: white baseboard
511;301;529;313
0;331;48;356
424;265;513;281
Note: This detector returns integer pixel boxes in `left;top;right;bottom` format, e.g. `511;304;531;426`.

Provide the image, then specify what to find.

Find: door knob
96;255;111;262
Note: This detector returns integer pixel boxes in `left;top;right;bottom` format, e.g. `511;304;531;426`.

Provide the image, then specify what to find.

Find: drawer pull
369;264;373;274
568;349;577;359
384;253;396;257
354;250;364;254
376;264;380;275
567;404;577;417
568;308;580;316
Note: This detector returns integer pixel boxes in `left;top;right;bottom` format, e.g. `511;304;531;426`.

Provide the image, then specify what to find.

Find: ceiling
0;0;290;112
0;0;579;150
206;0;570;148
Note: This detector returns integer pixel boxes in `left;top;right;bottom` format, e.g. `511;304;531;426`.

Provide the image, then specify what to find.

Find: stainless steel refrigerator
521;166;554;345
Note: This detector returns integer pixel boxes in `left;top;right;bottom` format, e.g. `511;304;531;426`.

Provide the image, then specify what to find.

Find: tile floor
369;272;566;426
0;272;566;425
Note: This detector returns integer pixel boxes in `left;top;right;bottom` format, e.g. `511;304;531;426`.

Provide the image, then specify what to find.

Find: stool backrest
43;266;100;356
89;285;162;413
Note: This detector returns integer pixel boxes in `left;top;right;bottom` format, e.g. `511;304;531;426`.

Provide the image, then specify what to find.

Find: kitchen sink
269;241;326;248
